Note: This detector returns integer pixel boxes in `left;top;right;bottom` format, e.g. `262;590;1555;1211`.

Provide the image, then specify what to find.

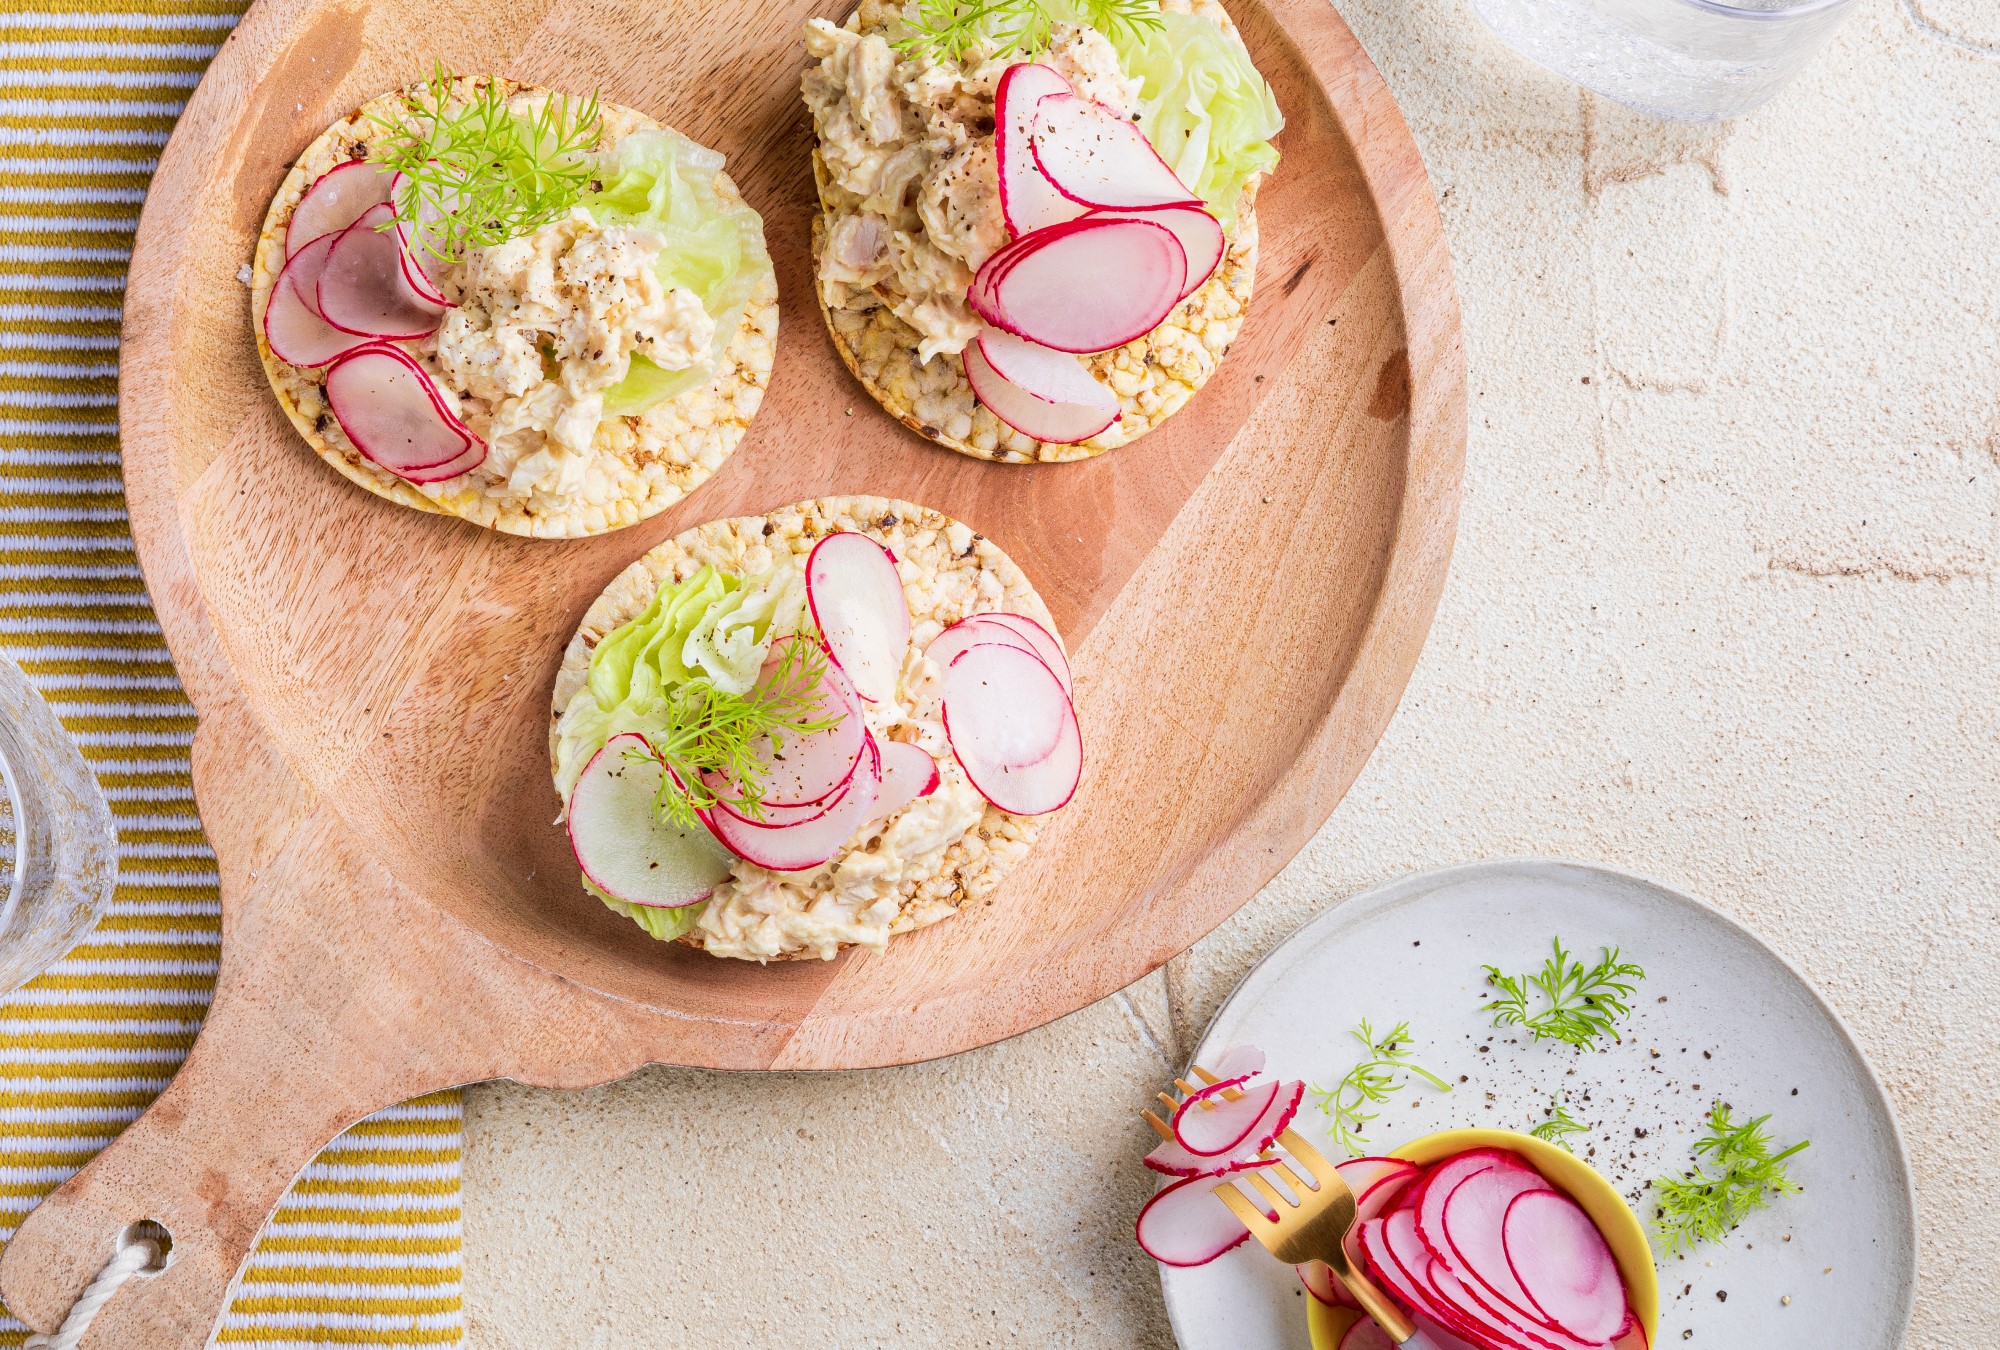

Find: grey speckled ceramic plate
1159;858;1915;1350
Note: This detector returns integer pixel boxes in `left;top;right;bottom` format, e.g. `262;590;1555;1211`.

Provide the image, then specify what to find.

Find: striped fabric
0;1;465;1346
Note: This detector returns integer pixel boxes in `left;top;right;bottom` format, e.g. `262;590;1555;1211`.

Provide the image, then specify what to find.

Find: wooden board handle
0;802;624;1347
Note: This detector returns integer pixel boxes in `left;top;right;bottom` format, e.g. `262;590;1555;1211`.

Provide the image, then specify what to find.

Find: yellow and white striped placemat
0;1;465;1344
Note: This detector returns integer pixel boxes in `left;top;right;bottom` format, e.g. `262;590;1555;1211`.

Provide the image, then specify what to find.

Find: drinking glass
1470;0;1862;122
0;653;117;994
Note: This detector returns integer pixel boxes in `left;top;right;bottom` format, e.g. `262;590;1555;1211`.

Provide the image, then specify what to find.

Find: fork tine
1190;1065;1221;1085
1267;1157;1313;1193
1212;1180;1275;1236
1174;1077;1203;1098
1274;1127;1340;1185
1156;1090;1180;1114
1142;1109;1173;1142
1242;1170;1290;1212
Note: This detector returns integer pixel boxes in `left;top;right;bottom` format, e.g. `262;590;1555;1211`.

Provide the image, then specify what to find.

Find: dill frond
1483;937;1646;1049
1528;1092;1589;1153
366;65;602;266
1309;1019;1452;1157
1651;1102;1808;1256
624;637;842;830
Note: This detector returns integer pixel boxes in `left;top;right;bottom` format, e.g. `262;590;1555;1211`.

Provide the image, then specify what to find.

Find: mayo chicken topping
427;208;717;498
802;1;1142;361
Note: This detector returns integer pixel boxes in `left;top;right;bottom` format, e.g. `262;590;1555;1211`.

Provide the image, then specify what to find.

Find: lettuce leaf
583;129;773;416
592;884;704;942
1111;11;1283;234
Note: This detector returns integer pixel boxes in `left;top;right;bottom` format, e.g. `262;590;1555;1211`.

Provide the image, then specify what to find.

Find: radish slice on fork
286;158;395;257
1134;1161;1280;1267
806;531;910;704
1028;92;1202;211
964;326;1120;445
322;343;486;483
996;63;1087;237
969;217;1186;354
318;203;446;339
1169;1073;1268;1155
263;232;370;368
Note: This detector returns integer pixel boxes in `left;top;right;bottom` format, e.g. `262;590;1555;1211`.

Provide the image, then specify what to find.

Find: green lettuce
552;561;807;945
582;129;773;416
1111;12;1283;234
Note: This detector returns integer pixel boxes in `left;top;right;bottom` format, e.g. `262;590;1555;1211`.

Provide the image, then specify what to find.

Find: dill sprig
897;0;1163;63
1309;1019;1452;1157
1528;1092;1589;1153
625;637;842;830
1651;1102;1809;1256
367;65;602;267
1483;938;1646;1049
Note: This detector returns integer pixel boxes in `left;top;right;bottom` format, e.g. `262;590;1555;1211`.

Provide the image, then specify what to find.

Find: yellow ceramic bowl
1305;1129;1658;1350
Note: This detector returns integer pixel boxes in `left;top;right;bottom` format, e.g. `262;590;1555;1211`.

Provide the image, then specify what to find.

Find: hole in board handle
117;1220;173;1274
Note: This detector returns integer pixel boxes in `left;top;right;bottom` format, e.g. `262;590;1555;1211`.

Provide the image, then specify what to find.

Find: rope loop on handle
22;1237;160;1350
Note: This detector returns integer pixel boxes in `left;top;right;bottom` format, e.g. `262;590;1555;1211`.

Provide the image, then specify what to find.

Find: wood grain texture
0;0;1463;1342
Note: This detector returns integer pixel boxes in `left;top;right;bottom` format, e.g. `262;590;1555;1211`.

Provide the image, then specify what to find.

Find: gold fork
1148;1065;1437;1348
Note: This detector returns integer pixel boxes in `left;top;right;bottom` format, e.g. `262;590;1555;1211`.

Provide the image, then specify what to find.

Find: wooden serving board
0;0;1462;1342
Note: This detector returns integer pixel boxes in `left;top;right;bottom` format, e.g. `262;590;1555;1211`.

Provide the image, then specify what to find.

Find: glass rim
1672;0;1857;19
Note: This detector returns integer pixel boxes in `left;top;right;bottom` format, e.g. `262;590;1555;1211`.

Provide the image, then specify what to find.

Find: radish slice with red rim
1133;1161;1278;1267
944;642;1069;770
945;662;1082;816
735;636;866;808
1205;1044;1265;1080
263;232;370;368
1429;1259;1592;1350
996;63;1085;237
1338;1319;1396;1350
1086;203;1225;301
1169;1074;1268;1155
318;203;447;339
705;735;881;872
566;733;736;907
1502;1190;1627;1344
1359;1214;1496;1350
806;532;910;704
924;616;1045;686
869;739;939;825
1028;92;1202;211
1298;1259;1357;1309
969;217;1186;355
1438;1160;1560;1329
287;158;395;257
965;326;1119;444
323;343;486;483
389;168;460;306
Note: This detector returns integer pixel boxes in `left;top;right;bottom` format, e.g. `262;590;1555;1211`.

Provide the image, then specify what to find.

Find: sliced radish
806;532;910;705
870;739;939;825
946;673;1081;816
1359;1214;1503;1350
925;616;1045;684
1340;1319;1395;1350
996;63;1086;237
706;736;881;872
389;168;460;307
1299;1259;1357;1309
944;642;1070;771
566;733;736;907
1438;1162;1559;1329
323;343;486;483
318;202;446;339
1206;1044;1265;1080
287;158;395;257
263;231;369;368
1171;1074;1275;1156
965;326;1119;444
1429;1260;1598;1350
969;217;1186;355
1028;92;1201;212
1087;203;1225;302
1341;1158;1422;1208
1503;1190;1627;1344
735;637;866;808
1134;1162;1278;1267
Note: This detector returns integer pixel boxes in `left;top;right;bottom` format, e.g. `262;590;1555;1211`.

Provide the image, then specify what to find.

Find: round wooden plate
0;0;1462;1343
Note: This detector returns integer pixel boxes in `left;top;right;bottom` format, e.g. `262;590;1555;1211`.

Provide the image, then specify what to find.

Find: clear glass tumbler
1470;0;1862;122
0;652;117;994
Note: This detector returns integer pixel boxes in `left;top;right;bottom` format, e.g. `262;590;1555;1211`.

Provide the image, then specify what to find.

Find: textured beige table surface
459;2;2000;1344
